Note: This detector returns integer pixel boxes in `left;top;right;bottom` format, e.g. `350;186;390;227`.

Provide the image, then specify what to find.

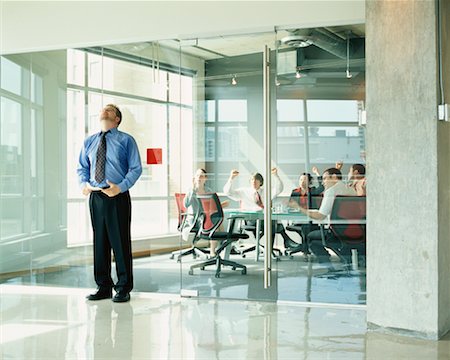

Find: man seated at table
223;168;298;251
296;167;356;269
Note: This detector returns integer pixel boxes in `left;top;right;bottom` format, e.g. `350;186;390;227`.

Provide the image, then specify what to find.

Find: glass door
178;31;279;301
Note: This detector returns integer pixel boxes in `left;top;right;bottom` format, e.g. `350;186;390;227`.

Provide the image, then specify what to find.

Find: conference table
224;208;366;262
224;208;312;261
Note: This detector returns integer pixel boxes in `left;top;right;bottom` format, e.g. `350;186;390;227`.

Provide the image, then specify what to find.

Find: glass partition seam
81;47;196;77
303;99;310;172
68;84;192;109
263;45;272;289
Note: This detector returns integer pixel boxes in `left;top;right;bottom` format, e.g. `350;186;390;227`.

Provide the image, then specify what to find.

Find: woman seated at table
183;168;223;256
223;168;298;251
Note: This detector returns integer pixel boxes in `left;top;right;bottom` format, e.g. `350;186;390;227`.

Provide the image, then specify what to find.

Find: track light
231;75;237;86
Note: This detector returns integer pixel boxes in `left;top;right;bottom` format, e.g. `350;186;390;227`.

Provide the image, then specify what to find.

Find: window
218;100;247;122
276;98;365;188
277;99;304;122
66;49;193;246
1;56;45;241
307;100;359;122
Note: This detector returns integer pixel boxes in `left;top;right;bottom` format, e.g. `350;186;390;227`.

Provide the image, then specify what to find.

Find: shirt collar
99;127;118;136
108;127;119;135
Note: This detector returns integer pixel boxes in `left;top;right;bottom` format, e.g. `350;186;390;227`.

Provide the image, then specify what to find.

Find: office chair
286;195;323;256
328;195;366;267
188;193;248;278
171;193;209;262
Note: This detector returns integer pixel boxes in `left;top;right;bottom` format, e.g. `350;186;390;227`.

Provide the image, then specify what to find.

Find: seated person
348;163;366;196
223;168;297;251
183;168;223;257
288;168;324;254
289;167;324;208
297;167;356;269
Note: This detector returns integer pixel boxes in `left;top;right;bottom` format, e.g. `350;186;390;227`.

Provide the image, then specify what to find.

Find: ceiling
116;24;365;60
111;24;365;99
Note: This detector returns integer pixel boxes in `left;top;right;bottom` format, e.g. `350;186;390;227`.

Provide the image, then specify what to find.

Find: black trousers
289;222;319;254
308;229;351;263
89;191;133;293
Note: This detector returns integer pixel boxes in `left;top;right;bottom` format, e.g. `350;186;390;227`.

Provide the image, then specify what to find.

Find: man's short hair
252;172;264;186
106;103;122;125
352;163;366;175
323;167;342;180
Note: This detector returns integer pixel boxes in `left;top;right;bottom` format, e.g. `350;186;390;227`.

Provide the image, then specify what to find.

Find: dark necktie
255;191;264;208
95;131;108;183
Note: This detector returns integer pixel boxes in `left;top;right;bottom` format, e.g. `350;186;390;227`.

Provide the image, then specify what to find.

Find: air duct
281;28;350;59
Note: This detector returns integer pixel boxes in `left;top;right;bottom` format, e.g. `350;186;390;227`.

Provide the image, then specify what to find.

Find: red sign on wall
146;148;162;164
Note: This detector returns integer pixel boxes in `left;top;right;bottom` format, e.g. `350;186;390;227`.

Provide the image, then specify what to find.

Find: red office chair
188;193;248;278
171;193;208;262
328;195;366;266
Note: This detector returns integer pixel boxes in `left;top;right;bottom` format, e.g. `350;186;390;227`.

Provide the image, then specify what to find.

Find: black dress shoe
112;292;130;303
86;289;112;301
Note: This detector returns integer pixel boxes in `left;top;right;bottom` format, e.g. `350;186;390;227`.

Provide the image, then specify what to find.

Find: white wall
0;1;365;55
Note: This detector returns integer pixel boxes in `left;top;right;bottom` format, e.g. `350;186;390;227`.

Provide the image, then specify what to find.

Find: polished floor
1;284;449;359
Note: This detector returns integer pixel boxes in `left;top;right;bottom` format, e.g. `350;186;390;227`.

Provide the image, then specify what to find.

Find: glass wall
1;51;71;285
273;28;366;304
0;44;195;291
65;47;194;246
177;27;366;304
1;25;366;305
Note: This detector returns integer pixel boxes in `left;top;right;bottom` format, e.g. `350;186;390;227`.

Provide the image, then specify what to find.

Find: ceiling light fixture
346;33;352;79
231;75;237;86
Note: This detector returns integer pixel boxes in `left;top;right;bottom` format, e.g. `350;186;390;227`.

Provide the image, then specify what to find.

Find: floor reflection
1;251;366;305
1;285;448;360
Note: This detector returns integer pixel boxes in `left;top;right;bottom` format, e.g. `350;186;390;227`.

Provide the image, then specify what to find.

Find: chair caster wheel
289;255;294;260
200;267;205;271
232;267;236;271
215;273;220;278
241;268;247;275
188;270;193;275
170;254;174;259
242;254;246;258
193;254;197;259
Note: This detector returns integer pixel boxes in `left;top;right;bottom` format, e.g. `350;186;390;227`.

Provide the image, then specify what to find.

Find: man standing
77;104;142;302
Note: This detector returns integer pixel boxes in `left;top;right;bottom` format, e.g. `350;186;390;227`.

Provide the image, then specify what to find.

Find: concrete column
366;0;450;339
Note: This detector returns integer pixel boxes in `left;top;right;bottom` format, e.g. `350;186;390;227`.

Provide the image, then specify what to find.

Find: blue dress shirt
77;127;142;192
